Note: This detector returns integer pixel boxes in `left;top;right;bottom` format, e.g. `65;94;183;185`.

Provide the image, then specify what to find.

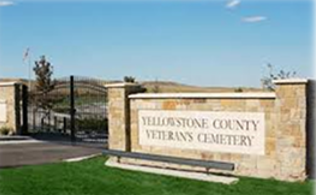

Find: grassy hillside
0;78;28;83
0;78;266;93
141;81;266;93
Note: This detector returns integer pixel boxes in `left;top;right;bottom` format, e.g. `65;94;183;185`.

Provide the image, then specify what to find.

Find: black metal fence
27;76;108;144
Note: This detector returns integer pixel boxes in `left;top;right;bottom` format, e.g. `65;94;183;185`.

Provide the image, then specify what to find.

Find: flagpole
28;56;31;91
23;47;31;91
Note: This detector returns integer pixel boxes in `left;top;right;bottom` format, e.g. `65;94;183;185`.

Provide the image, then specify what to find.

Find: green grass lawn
0;157;313;195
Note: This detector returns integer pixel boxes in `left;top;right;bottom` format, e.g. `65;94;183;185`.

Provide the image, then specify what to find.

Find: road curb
0;135;33;141
0;140;45;145
63;153;102;162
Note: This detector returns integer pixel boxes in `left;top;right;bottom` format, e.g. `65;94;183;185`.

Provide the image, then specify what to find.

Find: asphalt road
0;141;103;168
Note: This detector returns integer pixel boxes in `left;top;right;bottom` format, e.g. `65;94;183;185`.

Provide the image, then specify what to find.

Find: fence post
54;116;57;132
41;117;44;131
63;117;67;134
70;76;76;143
21;85;28;135
14;84;21;134
33;108;36;131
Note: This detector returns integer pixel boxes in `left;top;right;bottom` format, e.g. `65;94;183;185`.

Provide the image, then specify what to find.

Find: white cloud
226;0;240;9
0;1;14;6
242;16;267;23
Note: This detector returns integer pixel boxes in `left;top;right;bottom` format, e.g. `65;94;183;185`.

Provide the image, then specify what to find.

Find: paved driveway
0;141;104;168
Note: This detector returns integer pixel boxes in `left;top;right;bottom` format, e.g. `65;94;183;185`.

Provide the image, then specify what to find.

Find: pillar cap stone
104;82;140;88
129;92;276;99
0;82;21;87
272;78;308;84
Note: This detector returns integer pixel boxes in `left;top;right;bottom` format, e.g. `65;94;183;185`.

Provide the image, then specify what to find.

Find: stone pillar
273;79;308;181
0;82;21;135
105;83;144;151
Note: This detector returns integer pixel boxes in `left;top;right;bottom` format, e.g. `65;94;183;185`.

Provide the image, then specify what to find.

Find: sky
0;0;313;87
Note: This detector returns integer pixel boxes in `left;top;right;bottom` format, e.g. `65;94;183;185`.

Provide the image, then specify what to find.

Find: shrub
64;118;108;133
123;76;136;83
77;118;108;133
234;87;243;92
0;126;12;135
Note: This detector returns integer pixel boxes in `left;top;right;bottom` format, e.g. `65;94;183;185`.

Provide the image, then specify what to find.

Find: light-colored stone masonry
106;83;145;151
0;82;20;134
106;79;310;181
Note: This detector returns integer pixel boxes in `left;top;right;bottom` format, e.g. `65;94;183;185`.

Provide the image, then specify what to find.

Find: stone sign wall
138;110;265;155
105;79;311;182
0;100;7;123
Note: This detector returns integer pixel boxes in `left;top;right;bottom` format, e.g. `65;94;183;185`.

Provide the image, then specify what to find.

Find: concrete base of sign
105;160;239;184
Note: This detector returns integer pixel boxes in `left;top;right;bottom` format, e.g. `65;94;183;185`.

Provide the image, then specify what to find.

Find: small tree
261;63;297;91
33;55;55;110
124;76;136;83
